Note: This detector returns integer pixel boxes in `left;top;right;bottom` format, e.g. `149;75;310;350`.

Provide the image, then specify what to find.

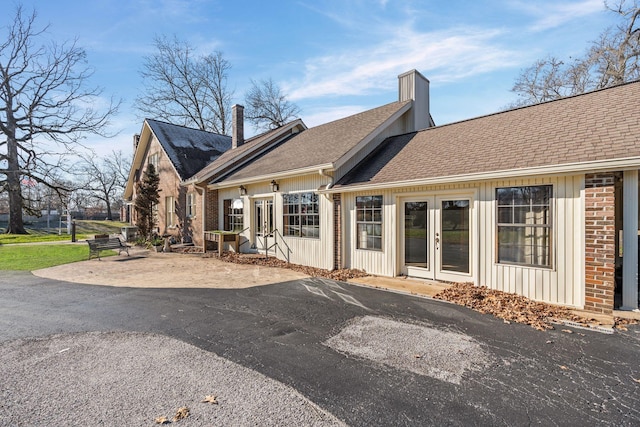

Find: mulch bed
433;282;626;331
180;248;640;332
216;252;369;282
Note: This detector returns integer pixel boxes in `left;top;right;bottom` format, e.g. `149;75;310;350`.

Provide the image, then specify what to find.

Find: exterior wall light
239;185;247;196
270;180;279;192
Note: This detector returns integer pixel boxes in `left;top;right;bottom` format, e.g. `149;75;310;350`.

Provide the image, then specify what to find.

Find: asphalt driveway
1;271;639;426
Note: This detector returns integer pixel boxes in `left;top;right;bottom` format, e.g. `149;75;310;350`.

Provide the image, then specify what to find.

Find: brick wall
203;188;219;251
205;188;219;231
584;173;616;315
333;193;341;270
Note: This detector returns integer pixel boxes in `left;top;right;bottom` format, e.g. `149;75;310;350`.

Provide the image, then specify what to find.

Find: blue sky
11;0;618;157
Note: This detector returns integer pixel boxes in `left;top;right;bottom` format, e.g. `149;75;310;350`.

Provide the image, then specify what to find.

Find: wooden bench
87;237;130;260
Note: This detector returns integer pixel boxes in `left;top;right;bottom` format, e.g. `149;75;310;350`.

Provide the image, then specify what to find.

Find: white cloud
285;25;521;101
509;0;604;31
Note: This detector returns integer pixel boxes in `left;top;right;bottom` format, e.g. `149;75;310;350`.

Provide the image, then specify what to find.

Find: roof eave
322;157;640;193
189;119;307;185
208;163;335;189
333;101;412;172
123;120;153;199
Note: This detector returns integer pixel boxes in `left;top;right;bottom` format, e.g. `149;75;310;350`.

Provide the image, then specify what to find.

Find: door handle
435;232;440;249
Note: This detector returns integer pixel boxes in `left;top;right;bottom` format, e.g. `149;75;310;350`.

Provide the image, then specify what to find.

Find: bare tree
79;150;131;220
0;6;119;234
510;0;639;107
244;78;301;130
136;35;233;134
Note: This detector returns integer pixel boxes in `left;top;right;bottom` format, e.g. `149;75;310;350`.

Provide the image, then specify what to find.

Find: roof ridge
416;79;640;134
307;100;409;130
145;118;231;138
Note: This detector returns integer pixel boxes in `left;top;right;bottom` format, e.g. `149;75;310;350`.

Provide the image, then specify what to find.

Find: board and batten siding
217;173;334;270
343;174;584;307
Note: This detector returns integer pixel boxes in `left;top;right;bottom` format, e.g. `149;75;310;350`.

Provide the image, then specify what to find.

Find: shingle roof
190;120;303;182
336;81;640;188
146;119;232;180
217;101;411;182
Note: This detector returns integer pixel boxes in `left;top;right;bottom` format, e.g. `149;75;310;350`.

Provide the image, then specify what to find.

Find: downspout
319;168;334;190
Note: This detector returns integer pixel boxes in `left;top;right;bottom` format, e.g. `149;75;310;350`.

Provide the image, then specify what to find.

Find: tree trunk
5;136;27;234
105;199;112;221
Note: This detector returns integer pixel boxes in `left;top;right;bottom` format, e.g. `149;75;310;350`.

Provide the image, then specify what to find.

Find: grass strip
0;244;114;270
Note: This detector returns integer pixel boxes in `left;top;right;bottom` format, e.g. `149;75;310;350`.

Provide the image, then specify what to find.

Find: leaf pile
614;317;639;330
434;283;596;331
218;252;368;281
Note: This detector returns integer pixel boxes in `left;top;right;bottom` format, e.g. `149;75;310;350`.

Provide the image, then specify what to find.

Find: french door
254;198;273;251
400;195;473;282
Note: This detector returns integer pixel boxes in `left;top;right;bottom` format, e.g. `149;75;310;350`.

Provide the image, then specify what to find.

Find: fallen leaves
613;317;639;331
154;394;221;424
219;252;368;281
433;283;596;331
202;395;218;404
173;407;189;422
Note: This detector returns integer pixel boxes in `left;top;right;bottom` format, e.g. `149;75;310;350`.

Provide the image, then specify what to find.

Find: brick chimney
398;70;431;132
232;104;244;149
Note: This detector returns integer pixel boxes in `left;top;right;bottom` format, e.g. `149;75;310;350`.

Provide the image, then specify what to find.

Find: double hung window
496;185;552;267
356;195;383;250
223;199;244;232
283;193;319;238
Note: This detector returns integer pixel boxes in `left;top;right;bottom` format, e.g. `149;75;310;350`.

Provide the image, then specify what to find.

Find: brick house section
333;194;341;270
203;188;219;251
205;188;219;231
584;173;616;315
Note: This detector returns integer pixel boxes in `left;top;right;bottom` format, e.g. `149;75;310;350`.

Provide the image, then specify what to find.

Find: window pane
513;206;529;224
497;207;512;224
496;188;513;205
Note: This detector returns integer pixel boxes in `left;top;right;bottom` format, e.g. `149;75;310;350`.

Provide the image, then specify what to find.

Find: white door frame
253;197;274;252
398;190;477;283
400;196;434;279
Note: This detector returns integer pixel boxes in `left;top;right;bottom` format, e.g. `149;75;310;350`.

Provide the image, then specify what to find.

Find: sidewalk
33;248;309;289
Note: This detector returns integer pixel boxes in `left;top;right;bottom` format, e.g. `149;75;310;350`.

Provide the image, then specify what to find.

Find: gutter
207;163;334;189
320;156;640;194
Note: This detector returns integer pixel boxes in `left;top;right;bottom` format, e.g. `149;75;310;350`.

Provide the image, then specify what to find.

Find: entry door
254;198;273;251
435;197;471;282
402;199;431;278
400;196;473;282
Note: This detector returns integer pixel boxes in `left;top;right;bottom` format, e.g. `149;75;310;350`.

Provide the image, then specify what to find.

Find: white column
622;169;639;310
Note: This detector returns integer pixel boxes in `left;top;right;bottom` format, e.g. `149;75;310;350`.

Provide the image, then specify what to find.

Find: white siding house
331;81;640;315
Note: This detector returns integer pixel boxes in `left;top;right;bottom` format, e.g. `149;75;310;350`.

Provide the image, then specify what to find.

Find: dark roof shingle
146;119;232;180
218;101;410;182
190;121;302;182
336;81;640;187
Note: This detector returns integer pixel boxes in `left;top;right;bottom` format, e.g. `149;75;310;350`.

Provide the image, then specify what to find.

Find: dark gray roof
146;119;232;180
191;120;305;183
335;81;640;188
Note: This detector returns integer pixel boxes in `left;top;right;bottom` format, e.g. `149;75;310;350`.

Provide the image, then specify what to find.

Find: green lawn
0;220;128;245
0;244;113;270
